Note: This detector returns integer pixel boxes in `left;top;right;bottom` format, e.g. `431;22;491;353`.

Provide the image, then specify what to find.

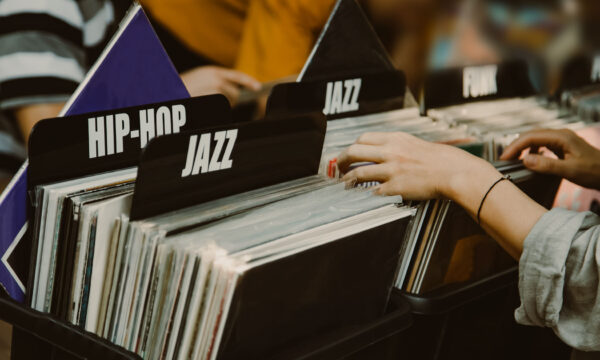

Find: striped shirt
0;0;127;173
0;0;119;109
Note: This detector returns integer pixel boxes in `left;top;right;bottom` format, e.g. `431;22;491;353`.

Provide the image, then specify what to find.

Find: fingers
356;132;392;145
522;153;571;178
500;129;571;160
218;80;242;106
218;69;262;91
374;182;402;197
342;163;392;184
337;144;385;173
180;66;261;102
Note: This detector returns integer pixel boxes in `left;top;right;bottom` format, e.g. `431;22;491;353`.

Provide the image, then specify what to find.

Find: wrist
443;159;501;206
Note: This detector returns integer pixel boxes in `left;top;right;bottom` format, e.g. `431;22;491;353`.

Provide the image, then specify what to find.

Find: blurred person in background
480;0;579;94
0;0;122;194
2;0;512;151
429;0;595;94
140;0;263;106
236;0;442;92
145;0;449;99
0;0;126;162
3;0;597;164
0;0;449;148
0;0;262;149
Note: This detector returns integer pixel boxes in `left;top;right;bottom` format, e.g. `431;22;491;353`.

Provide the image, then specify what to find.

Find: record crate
1;290;413;360
0;295;140;360
273;293;413;360
399;267;572;360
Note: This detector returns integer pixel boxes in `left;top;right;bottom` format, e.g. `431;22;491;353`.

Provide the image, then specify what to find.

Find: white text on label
88;104;186;159
592;56;600;82
322;78;361;116
463;65;498;99
181;129;238;178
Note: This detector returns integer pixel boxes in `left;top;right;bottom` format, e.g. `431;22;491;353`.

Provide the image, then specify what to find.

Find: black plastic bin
273;293;413;360
400;267;572;360
1;292;412;360
0;296;140;360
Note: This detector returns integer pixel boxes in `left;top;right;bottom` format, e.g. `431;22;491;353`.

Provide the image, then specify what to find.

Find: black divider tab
28;95;231;188
298;0;395;82
423;60;536;110
130;115;326;220
558;53;600;93
264;0;406;121
266;70;406;121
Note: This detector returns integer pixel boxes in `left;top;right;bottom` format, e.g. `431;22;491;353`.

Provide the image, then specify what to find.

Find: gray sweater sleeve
515;208;600;351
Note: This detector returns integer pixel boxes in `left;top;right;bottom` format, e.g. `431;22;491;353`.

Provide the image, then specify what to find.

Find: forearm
14;103;64;143
446;162;547;259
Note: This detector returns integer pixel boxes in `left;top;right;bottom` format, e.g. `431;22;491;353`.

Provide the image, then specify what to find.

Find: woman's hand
337;132;500;201
500;129;600;190
338;131;547;260
180;66;261;106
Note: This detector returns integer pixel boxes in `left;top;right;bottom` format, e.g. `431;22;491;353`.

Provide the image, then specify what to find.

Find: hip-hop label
88;104;186;159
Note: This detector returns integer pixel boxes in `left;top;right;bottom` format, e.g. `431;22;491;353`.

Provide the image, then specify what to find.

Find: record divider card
130;114;326;221
266;70;407;121
265;0;409;122
422;60;537;111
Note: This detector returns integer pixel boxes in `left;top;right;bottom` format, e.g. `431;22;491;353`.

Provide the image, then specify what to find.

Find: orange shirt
141;0;250;68
140;0;336;82
236;0;336;81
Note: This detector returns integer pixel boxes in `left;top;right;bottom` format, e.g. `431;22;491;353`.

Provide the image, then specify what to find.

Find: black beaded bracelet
477;174;512;226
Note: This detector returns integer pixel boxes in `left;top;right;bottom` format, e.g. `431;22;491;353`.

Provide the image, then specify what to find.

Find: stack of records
30;168;136;317
110;180;412;359
427;97;585;161
561;84;600;122
422;61;587;161
27;95;234;317
397;162;561;294
557;54;600;123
